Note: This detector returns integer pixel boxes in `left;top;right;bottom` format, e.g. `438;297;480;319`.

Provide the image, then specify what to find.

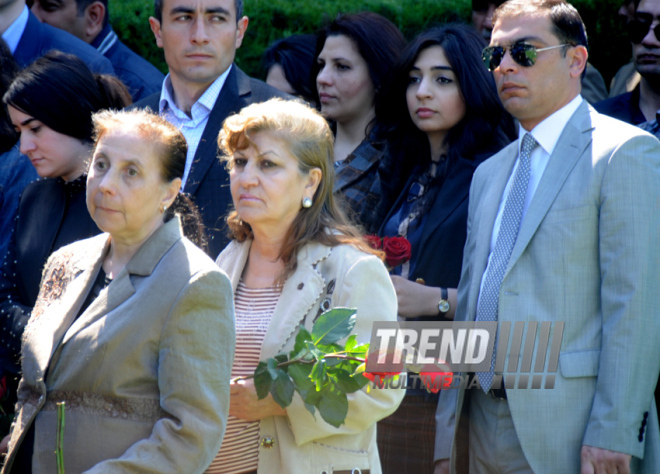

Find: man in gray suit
434;1;660;473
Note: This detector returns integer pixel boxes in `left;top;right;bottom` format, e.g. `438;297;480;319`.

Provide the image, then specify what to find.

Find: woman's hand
390;276;456;320
229;378;287;422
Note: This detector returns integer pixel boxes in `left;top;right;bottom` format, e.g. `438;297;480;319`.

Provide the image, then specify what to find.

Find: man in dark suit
0;0;113;73
31;0;164;101
132;0;289;258
595;0;660;125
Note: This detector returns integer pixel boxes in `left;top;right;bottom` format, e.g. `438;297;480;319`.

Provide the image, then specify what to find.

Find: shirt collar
159;65;232;119
518;94;584;156
2;5;29;54
91;23;117;54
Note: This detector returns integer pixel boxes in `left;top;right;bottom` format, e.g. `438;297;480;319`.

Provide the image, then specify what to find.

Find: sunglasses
482;42;569;71
627;18;660;44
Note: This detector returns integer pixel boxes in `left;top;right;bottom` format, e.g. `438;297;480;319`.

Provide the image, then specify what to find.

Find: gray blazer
3;218;235;473
435;101;660;473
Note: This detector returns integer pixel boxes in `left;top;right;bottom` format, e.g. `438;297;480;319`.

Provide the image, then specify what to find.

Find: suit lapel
185;66;250;196
25;235;108;377
261;243;329;358
60;219;183;346
13;12;43;67
417;158;478;253
506;103;593;273
466;145;519;320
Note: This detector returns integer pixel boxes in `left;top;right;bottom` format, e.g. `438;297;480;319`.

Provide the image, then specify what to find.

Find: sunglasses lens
483;46;504;71
511;43;537;67
628;19;651;43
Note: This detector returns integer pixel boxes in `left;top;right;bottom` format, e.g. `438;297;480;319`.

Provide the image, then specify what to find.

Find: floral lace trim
39;390;169;423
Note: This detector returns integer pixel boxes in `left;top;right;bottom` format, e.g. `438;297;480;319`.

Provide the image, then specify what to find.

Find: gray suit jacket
3;218;235;474
435;101;660;473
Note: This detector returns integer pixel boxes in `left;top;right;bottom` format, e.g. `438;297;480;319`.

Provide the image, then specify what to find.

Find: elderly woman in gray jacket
206;99;403;474
1;110;235;473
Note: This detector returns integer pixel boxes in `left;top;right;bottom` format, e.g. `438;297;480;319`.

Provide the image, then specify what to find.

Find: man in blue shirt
0;0;113;73
31;0;163;101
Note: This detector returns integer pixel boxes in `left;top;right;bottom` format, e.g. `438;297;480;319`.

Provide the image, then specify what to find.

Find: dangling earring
162;205;167;214
302;197;313;208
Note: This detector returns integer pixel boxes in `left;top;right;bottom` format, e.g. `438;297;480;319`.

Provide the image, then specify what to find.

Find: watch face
439;300;450;313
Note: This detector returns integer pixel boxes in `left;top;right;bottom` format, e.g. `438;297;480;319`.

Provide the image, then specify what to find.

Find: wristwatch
438;288;450;314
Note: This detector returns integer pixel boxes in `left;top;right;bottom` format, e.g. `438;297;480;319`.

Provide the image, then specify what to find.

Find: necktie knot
520;133;538;164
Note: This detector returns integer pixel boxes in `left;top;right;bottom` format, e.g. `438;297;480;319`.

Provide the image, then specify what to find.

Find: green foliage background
109;0;630;87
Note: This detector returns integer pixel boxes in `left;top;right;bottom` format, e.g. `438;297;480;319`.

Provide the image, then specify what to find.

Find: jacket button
260;436;275;449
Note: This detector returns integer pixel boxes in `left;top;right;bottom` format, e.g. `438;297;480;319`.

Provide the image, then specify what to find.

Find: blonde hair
218;98;381;280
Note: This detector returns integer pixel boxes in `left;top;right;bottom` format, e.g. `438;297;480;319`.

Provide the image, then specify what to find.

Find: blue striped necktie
477;133;538;392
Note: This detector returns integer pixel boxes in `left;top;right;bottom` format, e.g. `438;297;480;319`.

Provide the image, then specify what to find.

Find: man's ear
568;45;588;79
235;16;248;50
84;1;105;43
149;17;164;48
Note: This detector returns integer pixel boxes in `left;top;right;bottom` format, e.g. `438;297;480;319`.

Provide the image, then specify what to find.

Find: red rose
362;353;399;383
364;235;382;250
382;236;412;269
419;362;453;394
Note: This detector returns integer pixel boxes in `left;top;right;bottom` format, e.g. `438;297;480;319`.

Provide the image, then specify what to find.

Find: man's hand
229;378;287;422
581;445;631;474
434;458;450;474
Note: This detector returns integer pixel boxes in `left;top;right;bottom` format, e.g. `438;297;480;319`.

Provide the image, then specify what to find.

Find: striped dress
205;281;281;474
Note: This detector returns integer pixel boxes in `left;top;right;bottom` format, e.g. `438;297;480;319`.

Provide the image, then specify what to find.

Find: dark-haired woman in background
263;35;318;108
0;51;131;416
314;12;406;231
374;25;516;473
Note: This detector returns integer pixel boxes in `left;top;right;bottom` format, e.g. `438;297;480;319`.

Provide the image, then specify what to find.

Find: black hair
0;39;19;154
154;0;243;23
313;12;407;103
378;24;515;168
472;0;506;12
493;0;589;49
3;51;131;143
263;34;318;106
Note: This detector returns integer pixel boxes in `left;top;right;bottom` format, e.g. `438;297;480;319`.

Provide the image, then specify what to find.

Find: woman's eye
408;76;421;85
94;161;107;171
336;63;350;71
438;76;453;84
233;158;247;168
261;160;276;169
127;168;138;177
30;126;41;134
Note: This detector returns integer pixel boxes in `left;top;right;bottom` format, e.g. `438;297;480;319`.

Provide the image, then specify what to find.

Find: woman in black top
0;52;131;415
373;25;517;473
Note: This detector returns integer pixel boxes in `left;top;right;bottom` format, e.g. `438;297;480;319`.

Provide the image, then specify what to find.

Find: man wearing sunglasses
434;1;660;473
596;0;660;125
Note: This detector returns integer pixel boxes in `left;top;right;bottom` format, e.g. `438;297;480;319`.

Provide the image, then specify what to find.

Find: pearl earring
302;197;313;208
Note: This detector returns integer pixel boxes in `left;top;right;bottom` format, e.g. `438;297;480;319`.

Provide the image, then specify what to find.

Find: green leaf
254;362;272;400
333;370;363;393
310;360;327;391
288;363;314;391
299;386;322;406
345;334;358;352
266;358;280;380
293;327;312;355
270;369;295;408
311;308;357;345
303;402;316;418
318;388;349;428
